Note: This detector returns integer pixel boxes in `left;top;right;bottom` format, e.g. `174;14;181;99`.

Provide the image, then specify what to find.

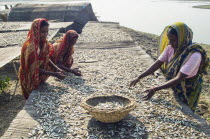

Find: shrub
0;76;10;91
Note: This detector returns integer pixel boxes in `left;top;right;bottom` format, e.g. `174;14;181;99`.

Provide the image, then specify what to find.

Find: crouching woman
130;22;209;112
19;18;65;99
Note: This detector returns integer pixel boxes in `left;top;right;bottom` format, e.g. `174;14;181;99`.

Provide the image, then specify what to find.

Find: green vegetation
0;76;10;92
193;5;210;9
200;43;210;55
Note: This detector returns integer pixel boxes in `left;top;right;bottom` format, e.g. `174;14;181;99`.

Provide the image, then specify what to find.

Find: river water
0;0;210;44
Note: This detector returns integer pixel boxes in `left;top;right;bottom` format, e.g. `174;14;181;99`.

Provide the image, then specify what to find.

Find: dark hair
73;36;79;39
167;27;177;37
40;20;49;28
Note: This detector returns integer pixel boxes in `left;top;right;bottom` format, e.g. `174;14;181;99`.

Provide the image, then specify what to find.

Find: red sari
51;30;78;68
19;18;53;99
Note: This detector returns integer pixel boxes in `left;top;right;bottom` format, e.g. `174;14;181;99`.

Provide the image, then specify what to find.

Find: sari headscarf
51;30;78;68
159;22;209;111
19;18;52;99
159;22;193;55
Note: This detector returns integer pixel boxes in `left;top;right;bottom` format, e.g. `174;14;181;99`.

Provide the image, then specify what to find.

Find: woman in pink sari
19;18;65;99
51;30;81;76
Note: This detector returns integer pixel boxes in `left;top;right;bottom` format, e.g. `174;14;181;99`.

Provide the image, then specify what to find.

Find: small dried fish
94;102;124;109
27;23;208;139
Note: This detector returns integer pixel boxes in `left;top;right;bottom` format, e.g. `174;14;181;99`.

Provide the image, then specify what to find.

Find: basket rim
80;94;137;113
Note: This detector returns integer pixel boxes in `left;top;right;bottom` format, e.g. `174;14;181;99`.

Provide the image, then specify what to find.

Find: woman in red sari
19;18;65;99
51;30;81;76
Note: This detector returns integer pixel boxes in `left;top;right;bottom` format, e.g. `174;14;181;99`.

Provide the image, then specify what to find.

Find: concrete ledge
173;92;210;136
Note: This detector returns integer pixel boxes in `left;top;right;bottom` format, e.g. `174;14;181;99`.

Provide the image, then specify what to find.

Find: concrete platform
0;47;21;69
0;22;73;32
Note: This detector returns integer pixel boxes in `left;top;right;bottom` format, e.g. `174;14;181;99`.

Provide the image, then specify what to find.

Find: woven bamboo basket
80;94;137;123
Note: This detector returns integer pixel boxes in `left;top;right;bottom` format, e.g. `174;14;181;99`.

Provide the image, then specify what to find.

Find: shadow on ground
24;83;70;138
0;93;25;136
87;114;148;138
0;61;25;137
24;73;96;138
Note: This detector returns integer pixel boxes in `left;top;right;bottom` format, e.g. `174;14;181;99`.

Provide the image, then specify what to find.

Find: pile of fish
94;102;124;110
0;22;24;30
27;22;208;138
28;48;207;138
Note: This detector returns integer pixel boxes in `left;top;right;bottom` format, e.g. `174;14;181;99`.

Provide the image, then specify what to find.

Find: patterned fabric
158;45;202;78
18;18;52;99
51;30;78;68
159;22;209;111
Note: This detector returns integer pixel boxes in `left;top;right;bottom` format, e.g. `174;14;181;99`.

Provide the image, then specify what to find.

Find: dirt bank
193;5;210;9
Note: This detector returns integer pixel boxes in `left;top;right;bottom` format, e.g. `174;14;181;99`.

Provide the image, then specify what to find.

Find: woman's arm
39;68;55;76
142;52;202;100
142;72;188;100
154;72;187;91
39;68;65;80
56;61;71;72
56;60;82;76
49;59;64;72
130;60;164;86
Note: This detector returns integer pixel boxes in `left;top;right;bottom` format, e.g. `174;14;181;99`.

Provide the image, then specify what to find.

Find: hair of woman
167;27;178;37
40;20;49;28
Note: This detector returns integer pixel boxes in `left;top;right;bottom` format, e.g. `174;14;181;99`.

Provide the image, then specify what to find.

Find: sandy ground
0;26;209;137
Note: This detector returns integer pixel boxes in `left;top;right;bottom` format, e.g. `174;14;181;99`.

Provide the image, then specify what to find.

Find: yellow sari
159;22;209;111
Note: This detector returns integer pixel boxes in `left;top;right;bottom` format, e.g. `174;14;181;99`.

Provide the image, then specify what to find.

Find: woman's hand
130;78;140;87
56;68;65;74
71;68;82;76
142;88;156;100
54;72;66;80
130;60;163;87
141;72;187;100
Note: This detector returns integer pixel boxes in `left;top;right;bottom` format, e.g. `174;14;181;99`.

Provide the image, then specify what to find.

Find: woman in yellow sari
130;22;208;112
51;30;81;76
19;18;65;99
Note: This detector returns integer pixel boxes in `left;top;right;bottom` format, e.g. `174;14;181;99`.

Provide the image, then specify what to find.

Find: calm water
1;0;210;44
90;0;210;44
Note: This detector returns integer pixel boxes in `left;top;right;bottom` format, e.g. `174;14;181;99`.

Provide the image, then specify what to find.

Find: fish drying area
0;21;210;139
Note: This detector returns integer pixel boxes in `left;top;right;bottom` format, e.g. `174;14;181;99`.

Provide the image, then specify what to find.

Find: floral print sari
51;30;78;68
19;18;53;99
